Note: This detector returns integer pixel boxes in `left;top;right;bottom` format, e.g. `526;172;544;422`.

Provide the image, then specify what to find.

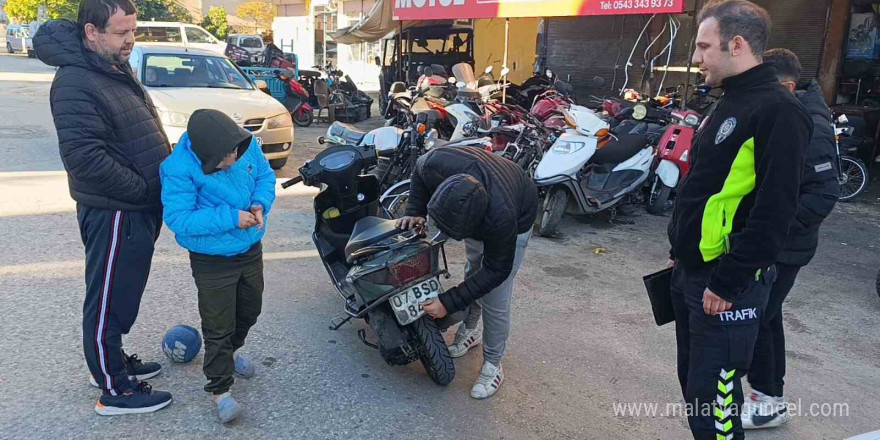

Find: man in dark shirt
741;48;839;430
397;146;537;400
36;0;172;415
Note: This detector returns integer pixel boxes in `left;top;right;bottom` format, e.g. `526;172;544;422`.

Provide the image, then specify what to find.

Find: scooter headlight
552;141;585;154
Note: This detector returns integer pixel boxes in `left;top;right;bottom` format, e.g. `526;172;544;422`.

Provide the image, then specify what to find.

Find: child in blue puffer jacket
160;109;276;424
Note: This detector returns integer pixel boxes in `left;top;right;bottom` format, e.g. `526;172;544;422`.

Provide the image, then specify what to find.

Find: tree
236;1;274;34
5;0;76;22
134;0;192;23
201;6;228;40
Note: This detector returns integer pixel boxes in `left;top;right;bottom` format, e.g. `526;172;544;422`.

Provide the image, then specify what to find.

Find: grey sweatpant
462;230;531;366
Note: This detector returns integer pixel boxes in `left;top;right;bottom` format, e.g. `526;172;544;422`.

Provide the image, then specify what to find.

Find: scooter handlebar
281;175;304;189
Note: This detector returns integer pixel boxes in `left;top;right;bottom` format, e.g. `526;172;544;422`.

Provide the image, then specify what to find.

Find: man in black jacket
740;49;839;430
397;146;537;399
35;0;172;415
666;2;812;439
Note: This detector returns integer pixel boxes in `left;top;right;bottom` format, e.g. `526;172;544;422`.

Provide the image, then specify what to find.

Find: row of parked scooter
313;62;869;238
319;62;712;237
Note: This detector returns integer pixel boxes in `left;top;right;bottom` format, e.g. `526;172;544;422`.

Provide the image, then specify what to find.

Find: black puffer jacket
406;147;538;313
35;20;169;211
778;82;839;266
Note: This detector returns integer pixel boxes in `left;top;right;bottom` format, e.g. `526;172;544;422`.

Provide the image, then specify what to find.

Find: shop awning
393;0;685;21
330;0;433;44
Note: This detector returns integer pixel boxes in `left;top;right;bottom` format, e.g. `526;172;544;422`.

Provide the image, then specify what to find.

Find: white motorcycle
533;105;654;237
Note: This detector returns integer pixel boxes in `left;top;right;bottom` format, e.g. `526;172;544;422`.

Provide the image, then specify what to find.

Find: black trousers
189;243;264;395
78;205;162;396
671;262;775;440
747;263;801;397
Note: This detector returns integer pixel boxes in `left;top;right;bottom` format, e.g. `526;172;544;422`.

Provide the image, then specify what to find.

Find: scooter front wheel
647;177;673;216
875;267;880;299
537;188;567;237
411;316;455;386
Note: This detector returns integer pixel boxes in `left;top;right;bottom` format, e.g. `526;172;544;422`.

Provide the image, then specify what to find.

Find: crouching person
160;109;276;423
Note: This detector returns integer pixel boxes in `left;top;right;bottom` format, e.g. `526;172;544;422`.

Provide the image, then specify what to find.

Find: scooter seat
344;216;402;263
590;133;649;165
328;122;367;145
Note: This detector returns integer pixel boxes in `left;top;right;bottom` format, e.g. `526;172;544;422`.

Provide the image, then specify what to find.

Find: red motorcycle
278;71;314;127
646;108;701;215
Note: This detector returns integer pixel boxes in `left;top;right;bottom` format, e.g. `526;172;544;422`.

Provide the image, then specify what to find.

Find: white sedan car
129;46;294;169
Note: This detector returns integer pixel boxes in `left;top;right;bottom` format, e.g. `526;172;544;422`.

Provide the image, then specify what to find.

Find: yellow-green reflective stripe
716;368;736;436
699;138;756;262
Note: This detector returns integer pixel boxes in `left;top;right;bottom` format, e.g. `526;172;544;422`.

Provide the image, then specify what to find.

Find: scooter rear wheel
411;316;455;386
294;109;314;127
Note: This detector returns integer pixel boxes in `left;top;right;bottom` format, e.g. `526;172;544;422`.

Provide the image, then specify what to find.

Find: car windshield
409;32;470;55
240;37;262;48
143;54;252;90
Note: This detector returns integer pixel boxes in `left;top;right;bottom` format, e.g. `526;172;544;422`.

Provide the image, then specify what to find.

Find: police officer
666;1;813;439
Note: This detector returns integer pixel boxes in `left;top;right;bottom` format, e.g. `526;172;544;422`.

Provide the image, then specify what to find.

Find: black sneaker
95;381;172;416
124;353;162;380
89;353;161;388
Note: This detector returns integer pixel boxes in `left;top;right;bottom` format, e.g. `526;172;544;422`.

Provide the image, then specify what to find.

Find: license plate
255;136;263;146
390;277;442;325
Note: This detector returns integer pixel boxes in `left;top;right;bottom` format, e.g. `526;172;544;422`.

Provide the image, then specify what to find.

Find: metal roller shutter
755;0;831;79
544;0;831;102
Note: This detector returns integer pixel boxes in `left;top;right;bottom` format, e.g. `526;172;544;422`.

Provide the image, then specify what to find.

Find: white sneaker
742;390;789;429
470;361;503;400
449;324;482;358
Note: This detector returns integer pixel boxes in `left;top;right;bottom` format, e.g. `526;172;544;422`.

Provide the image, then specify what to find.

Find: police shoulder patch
715;117;737;145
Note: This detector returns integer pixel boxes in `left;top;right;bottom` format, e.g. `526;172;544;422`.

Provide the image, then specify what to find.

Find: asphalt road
1;51;879;440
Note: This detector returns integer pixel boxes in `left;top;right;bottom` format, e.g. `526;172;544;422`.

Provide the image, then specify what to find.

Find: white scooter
533;105;654;237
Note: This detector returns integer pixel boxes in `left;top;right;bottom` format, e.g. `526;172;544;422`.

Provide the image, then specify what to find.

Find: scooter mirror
500;67;510;77
417;65;425;75
546;69;553;78
448;77;456;84
484;66;493;74
592;76;606;88
567;74;572;82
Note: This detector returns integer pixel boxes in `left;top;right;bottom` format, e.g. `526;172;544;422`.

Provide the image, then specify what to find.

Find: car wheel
269;158;288;170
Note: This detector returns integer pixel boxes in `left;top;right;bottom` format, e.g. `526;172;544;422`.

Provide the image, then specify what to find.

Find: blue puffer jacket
160;134;276;257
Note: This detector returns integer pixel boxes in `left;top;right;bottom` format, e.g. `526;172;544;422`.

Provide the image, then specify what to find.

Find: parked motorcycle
276;70;315;127
533;105;654;236
833;113;869;202
280;144;458;385
644;106;699;214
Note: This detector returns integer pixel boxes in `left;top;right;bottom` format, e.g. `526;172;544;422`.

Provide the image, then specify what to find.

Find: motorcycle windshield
452;63;478;90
